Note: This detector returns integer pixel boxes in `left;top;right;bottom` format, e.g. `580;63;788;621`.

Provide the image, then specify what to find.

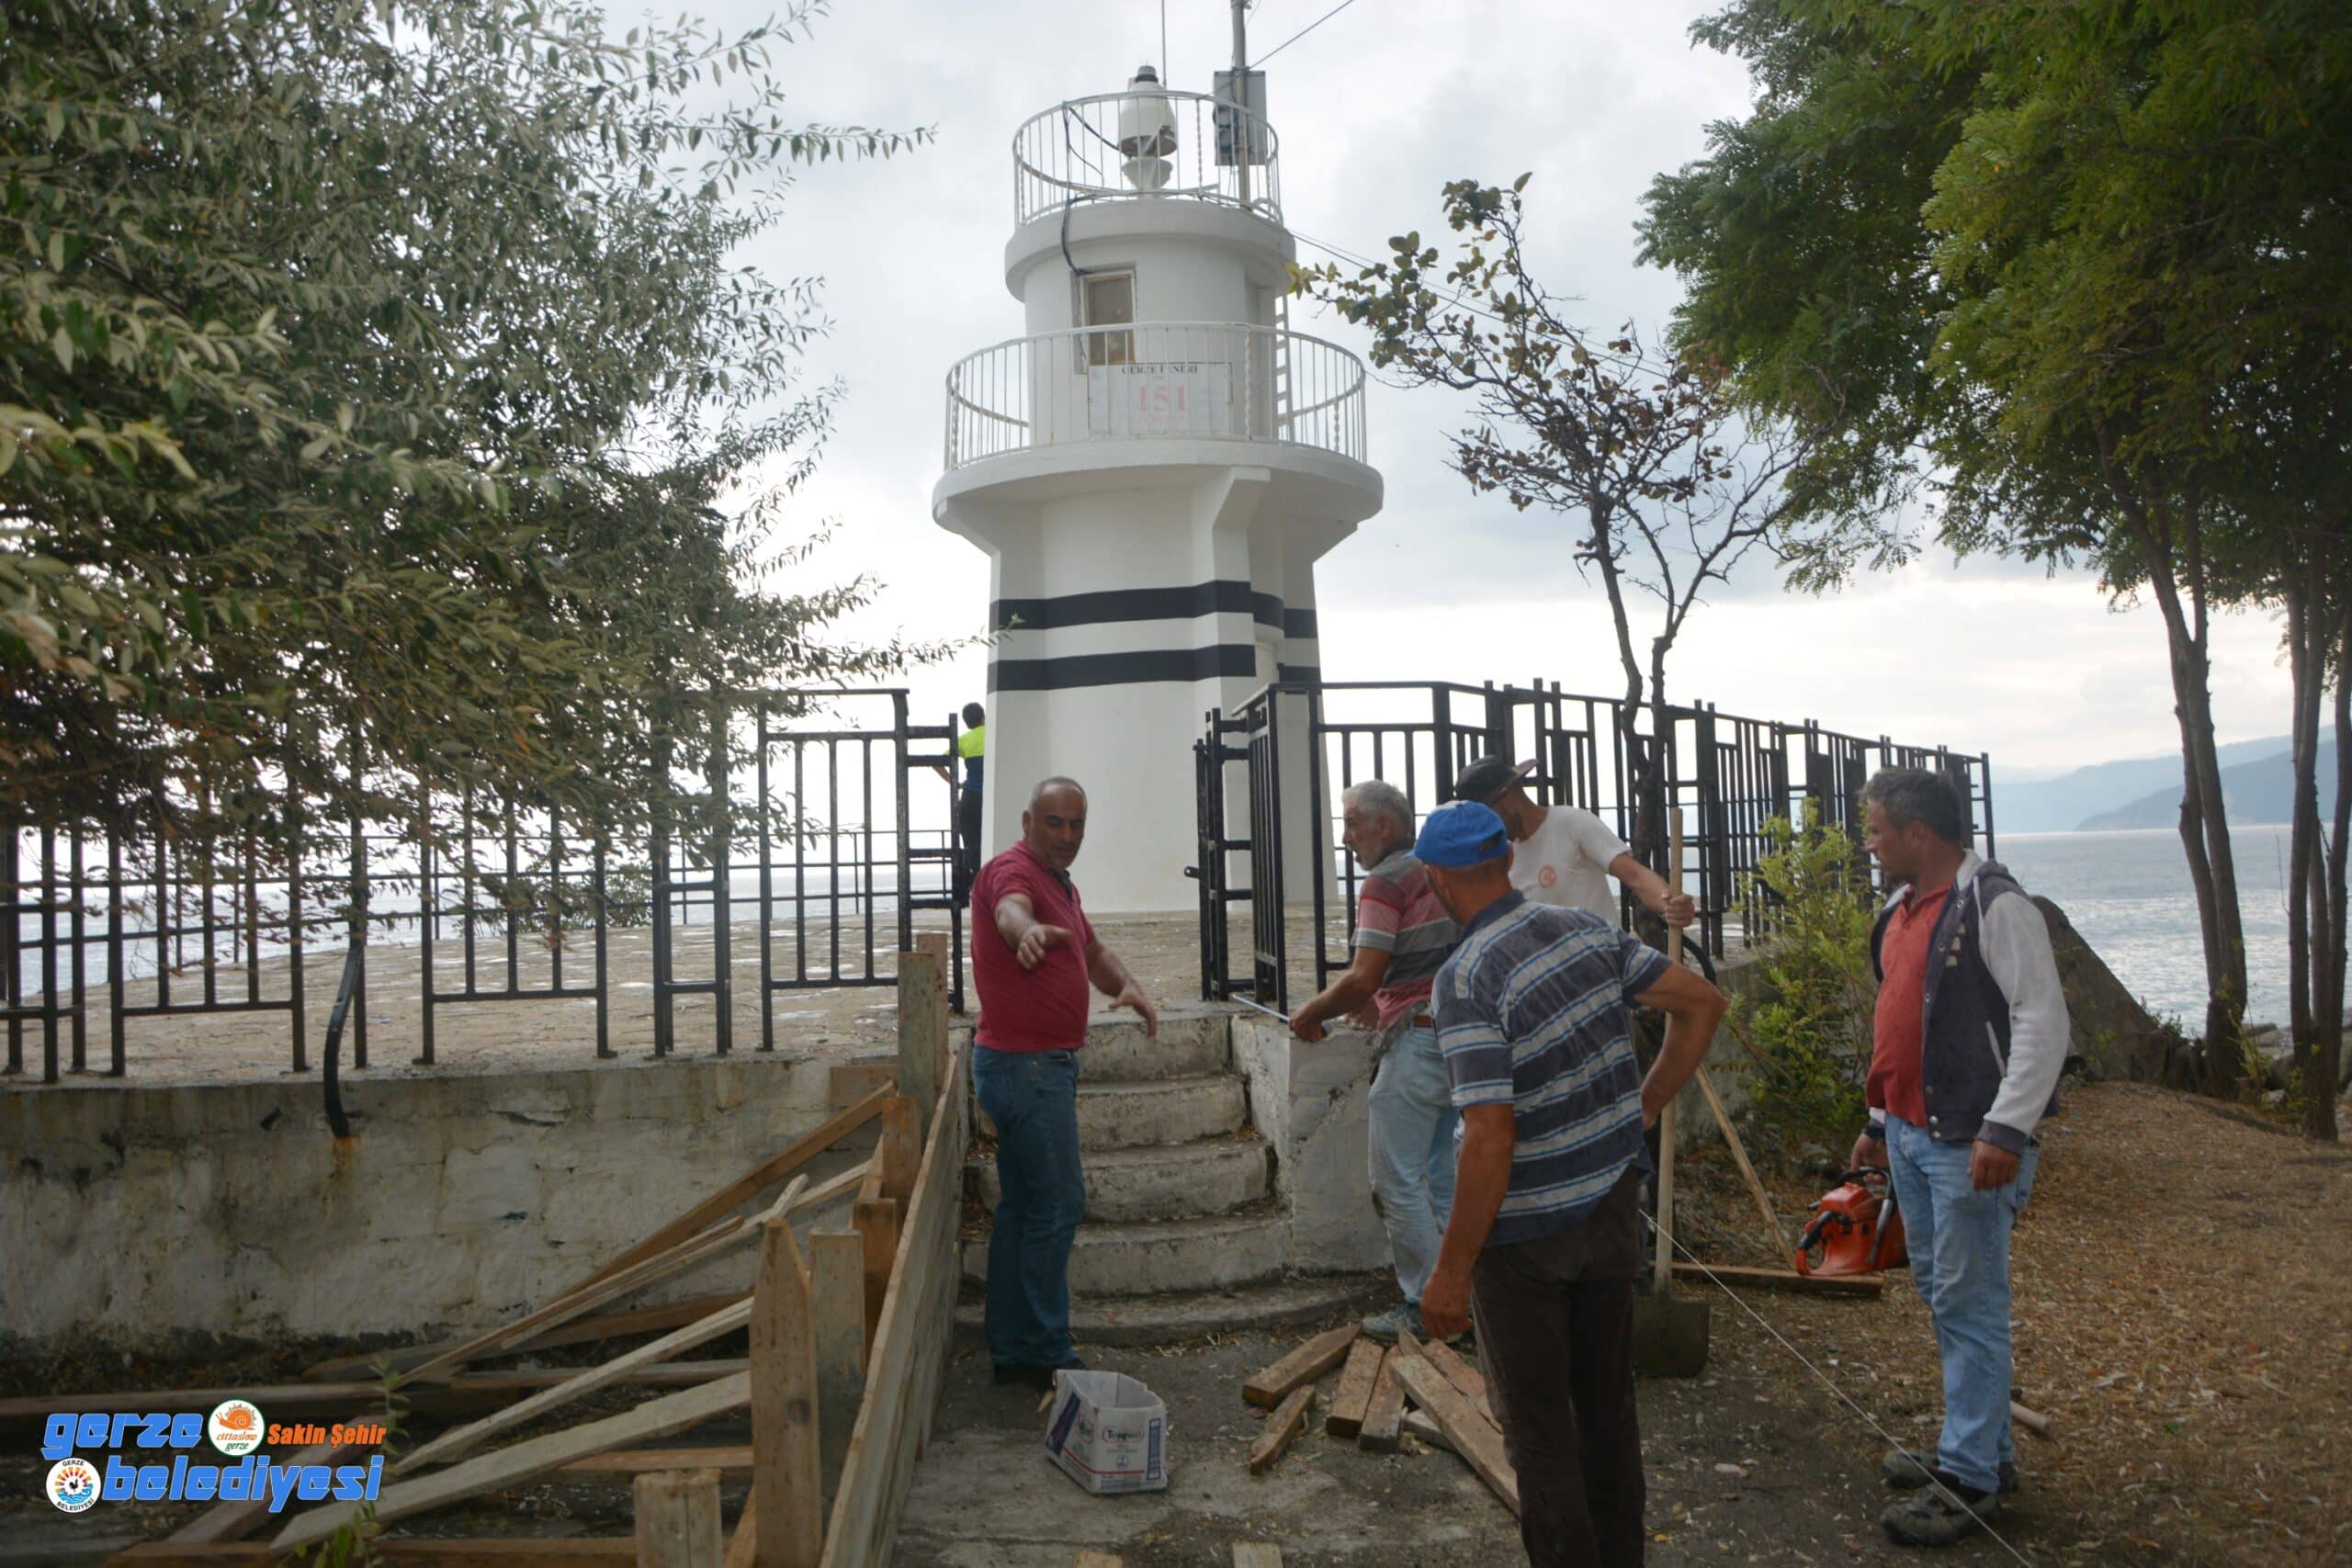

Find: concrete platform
965;1211;1292;1296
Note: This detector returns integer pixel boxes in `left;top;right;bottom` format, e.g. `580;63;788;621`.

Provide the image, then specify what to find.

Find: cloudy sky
693;0;2290;780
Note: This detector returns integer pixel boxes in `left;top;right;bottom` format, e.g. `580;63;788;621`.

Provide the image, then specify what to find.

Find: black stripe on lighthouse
988;645;1260;692
991;580;1284;632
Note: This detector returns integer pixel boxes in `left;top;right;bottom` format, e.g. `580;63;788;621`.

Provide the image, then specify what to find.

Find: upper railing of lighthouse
1013;88;1282;226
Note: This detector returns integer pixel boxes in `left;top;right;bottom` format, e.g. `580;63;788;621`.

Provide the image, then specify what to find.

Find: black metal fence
1193;679;1994;1013
1;689;967;1083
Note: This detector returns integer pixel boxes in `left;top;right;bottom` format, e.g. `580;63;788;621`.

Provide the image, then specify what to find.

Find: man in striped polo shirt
1288;779;1461;1343
1412;801;1726;1568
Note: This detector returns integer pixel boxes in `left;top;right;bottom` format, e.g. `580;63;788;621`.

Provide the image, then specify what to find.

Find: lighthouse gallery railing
1013;90;1282;226
943;321;1367;472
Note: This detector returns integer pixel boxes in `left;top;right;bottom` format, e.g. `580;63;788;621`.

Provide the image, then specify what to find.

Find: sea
1996;824;2294;1028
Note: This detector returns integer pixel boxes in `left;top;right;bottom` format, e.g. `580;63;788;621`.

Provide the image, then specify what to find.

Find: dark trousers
954;786;983;902
1471;1166;1647;1568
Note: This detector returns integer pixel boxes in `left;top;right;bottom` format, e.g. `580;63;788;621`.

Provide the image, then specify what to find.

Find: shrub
1737;803;1880;1156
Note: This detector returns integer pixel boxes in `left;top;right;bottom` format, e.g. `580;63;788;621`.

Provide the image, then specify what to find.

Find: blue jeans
1885;1115;2040;1493
1365;1024;1459;1304
974;1045;1086;1368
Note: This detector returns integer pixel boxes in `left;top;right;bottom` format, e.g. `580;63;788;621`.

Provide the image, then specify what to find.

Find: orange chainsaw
1794;1167;1908;1277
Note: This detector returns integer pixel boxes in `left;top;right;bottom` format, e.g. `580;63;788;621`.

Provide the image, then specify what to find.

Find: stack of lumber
1234;1323;1518;1517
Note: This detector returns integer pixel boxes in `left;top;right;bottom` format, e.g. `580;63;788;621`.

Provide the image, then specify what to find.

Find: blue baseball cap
1414;801;1510;868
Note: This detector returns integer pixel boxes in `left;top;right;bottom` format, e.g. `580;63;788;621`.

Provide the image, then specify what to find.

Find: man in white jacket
1848;768;2068;1549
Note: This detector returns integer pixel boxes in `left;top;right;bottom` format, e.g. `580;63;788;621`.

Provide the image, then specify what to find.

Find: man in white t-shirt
1451;755;1696;931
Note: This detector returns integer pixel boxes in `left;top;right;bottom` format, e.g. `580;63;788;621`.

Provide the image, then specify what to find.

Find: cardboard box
1043;1369;1169;1495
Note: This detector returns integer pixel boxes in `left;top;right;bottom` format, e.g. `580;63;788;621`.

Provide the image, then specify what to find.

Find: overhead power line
1251;0;1365;67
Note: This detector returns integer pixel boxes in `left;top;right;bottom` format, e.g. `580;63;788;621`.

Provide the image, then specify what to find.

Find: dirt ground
5;1082;2346;1564
898;1081;2352;1566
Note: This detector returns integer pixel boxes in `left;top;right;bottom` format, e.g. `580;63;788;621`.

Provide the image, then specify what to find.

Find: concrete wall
0;1054;880;1359
1230;1015;1387;1275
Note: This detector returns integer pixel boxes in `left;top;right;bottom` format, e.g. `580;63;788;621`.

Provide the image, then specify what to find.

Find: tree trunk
2285;578;2321;1112
2322;590;2350;1129
2131;514;2249;1094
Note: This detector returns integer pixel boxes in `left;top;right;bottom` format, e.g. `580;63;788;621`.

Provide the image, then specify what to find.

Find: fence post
709;698;733;1057
751;1209;823;1568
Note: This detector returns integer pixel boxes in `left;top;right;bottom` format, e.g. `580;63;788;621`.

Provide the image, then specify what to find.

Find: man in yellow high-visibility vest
953;702;986;897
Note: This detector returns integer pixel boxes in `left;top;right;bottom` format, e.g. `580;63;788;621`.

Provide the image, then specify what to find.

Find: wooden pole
635;1468;723;1568
1654;807;1684;1292
751;1211;822;1568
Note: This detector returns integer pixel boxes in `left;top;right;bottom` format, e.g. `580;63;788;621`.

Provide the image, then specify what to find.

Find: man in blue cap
1411;800;1727;1568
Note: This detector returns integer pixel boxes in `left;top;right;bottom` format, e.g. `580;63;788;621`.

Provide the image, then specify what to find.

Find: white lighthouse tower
935;66;1383;911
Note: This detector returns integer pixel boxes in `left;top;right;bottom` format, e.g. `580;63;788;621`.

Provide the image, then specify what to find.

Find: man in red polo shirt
1849;768;2066;1550
971;775;1158;1388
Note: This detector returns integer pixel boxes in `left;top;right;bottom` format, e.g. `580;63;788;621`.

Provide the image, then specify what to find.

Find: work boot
1883;1450;2018;1495
1881;1478;2000;1548
1360;1303;1426;1344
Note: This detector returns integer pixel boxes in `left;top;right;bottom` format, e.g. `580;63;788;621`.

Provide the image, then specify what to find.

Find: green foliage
1737;804;1879;1152
0;0;938;843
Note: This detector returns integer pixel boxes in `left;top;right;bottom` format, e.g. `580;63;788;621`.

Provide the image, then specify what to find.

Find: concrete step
962;1212;1289;1297
978;1074;1249;1152
955;1272;1391;1347
969;1134;1270;1224
948;1010;1230;1084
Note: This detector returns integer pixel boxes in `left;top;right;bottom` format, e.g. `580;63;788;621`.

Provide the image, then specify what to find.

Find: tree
1294;177;1822;888
0;0;933;852
1640;0;2352;1108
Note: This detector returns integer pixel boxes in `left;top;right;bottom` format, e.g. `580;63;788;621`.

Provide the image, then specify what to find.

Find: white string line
1642;1213;2037;1566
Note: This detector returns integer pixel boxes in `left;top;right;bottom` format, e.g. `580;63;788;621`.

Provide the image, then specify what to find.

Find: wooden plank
1232;1547;1283;1568
272;1372;752;1551
876;1094;922;1205
752;1206;824;1568
1356;1351;1406;1453
302;1293;747;1382
828;1062;897;1109
1670;1260;1883;1297
635;1468;722;1568
816;1044;968;1568
394;1261;773;1475
897;948;944;1128
1693;1064;1786;1261
810;1224;867;1486
1411;1333;1490;1414
1072;1555;1125;1568
1323;1338;1385;1438
554;1446;753;1483
111;1546;638;1566
571;1089;890;1292
1400;1408;1453;1452
1245;1385;1316;1475
721;1497;757;1568
1391;1355;1518;1517
1241;1325;1357;1409
452;1362;742;1392
853;1194;899;1350
164;1441;361;1543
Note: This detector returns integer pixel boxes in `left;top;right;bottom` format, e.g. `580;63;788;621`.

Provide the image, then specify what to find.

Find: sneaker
1881;1480;2000;1548
1882;1450;2019;1495
1360;1303;1426;1344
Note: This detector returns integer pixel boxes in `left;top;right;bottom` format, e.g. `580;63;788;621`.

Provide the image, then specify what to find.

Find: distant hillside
1996;736;2292;833
2078;740;2335;830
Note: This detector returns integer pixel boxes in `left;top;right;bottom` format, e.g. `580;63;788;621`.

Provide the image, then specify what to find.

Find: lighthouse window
1080;270;1136;368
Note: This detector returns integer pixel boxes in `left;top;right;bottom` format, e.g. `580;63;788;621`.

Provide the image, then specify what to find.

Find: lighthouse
934;66;1383;911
